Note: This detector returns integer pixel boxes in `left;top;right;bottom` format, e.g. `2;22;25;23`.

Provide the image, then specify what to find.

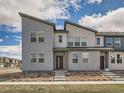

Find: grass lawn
0;85;124;93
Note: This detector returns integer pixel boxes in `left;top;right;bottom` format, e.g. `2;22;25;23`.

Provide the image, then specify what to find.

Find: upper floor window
68;37;87;47
38;33;45;42
68;37;73;47
72;53;79;63
106;37;113;47
59;35;62;43
30;31;45;43
96;38;100;45
117;54;122;64
114;38;121;47
75;37;80;46
81;37;87;47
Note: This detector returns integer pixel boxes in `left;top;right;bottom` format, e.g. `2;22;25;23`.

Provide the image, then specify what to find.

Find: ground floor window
82;53;89;63
111;56;115;63
31;53;45;63
117;54;122;64
31;53;37;63
72;53;79;63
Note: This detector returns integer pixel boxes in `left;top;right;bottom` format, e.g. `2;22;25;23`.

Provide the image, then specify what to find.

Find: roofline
64;20;98;33
19;12;55;27
96;32;124;36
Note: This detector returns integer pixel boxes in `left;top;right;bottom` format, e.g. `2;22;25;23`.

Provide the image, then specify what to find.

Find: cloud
0;45;22;60
0;39;3;42
87;0;103;4
79;8;124;32
0;0;81;32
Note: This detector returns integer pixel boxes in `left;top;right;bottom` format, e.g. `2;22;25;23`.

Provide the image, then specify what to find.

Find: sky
0;0;124;59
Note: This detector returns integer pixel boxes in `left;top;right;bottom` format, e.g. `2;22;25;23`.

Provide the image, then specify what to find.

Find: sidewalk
0;81;124;85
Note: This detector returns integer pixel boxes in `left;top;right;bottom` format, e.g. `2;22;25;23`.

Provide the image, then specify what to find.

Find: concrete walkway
0;81;124;85
102;71;124;81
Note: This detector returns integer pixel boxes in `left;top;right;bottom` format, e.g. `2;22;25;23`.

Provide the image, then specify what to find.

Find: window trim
58;35;63;43
106;37;113;47
114;38;121;47
72;52;79;63
30;52;45;63
82;52;89;63
96;37;100;45
30;31;45;43
117;54;122;64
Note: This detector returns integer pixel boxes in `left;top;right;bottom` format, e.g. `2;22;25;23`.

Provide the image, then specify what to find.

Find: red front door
56;56;63;69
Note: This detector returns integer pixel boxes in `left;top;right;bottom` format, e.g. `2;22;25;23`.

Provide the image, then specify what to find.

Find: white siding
22;16;54;71
68;51;100;70
66;24;96;47
109;52;124;70
54;33;67;47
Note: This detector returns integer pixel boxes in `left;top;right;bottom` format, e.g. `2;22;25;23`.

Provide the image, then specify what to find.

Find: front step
54;71;65;81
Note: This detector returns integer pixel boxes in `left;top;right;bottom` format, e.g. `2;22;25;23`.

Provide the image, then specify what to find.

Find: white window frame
30;31;45;43
74;37;80;47
30;53;37;63
82;52;89;63
80;37;87;47
106;37;113;47
114;38;121;47
111;55;115;64
58;35;63;43
72;52;79;63
68;37;74;47
96;37;100;45
38;53;45;63
117;54;122;64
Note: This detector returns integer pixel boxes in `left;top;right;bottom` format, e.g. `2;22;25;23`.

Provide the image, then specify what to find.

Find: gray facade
20;12;124;71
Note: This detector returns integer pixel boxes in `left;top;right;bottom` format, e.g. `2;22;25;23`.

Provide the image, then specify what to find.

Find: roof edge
65;20;98;33
19;12;55;27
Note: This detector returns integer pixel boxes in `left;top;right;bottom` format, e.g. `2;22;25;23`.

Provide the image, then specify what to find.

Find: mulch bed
65;71;112;81
0;72;55;82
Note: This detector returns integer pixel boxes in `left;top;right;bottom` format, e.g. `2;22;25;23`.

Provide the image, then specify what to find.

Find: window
31;32;36;42
30;32;45;43
114;38;121;47
68;37;73;47
82;53;89;63
72;53;79;63
31;53;37;63
80;37;87;47
38;53;45;63
111;56;115;63
75;37;80;46
117;54;122;63
59;35;62;43
38;32;45;42
96;38;100;45
106;37;113;47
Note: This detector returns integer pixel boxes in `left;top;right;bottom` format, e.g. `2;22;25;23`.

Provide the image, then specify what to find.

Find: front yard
0;85;124;93
0;68;54;82
65;71;112;81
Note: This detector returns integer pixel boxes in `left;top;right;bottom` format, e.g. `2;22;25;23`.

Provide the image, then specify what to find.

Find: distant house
19;12;124;71
0;57;22;68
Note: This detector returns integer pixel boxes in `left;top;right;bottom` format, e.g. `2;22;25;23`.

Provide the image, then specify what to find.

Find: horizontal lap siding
68;51;100;70
109;52;124;70
22;17;54;71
